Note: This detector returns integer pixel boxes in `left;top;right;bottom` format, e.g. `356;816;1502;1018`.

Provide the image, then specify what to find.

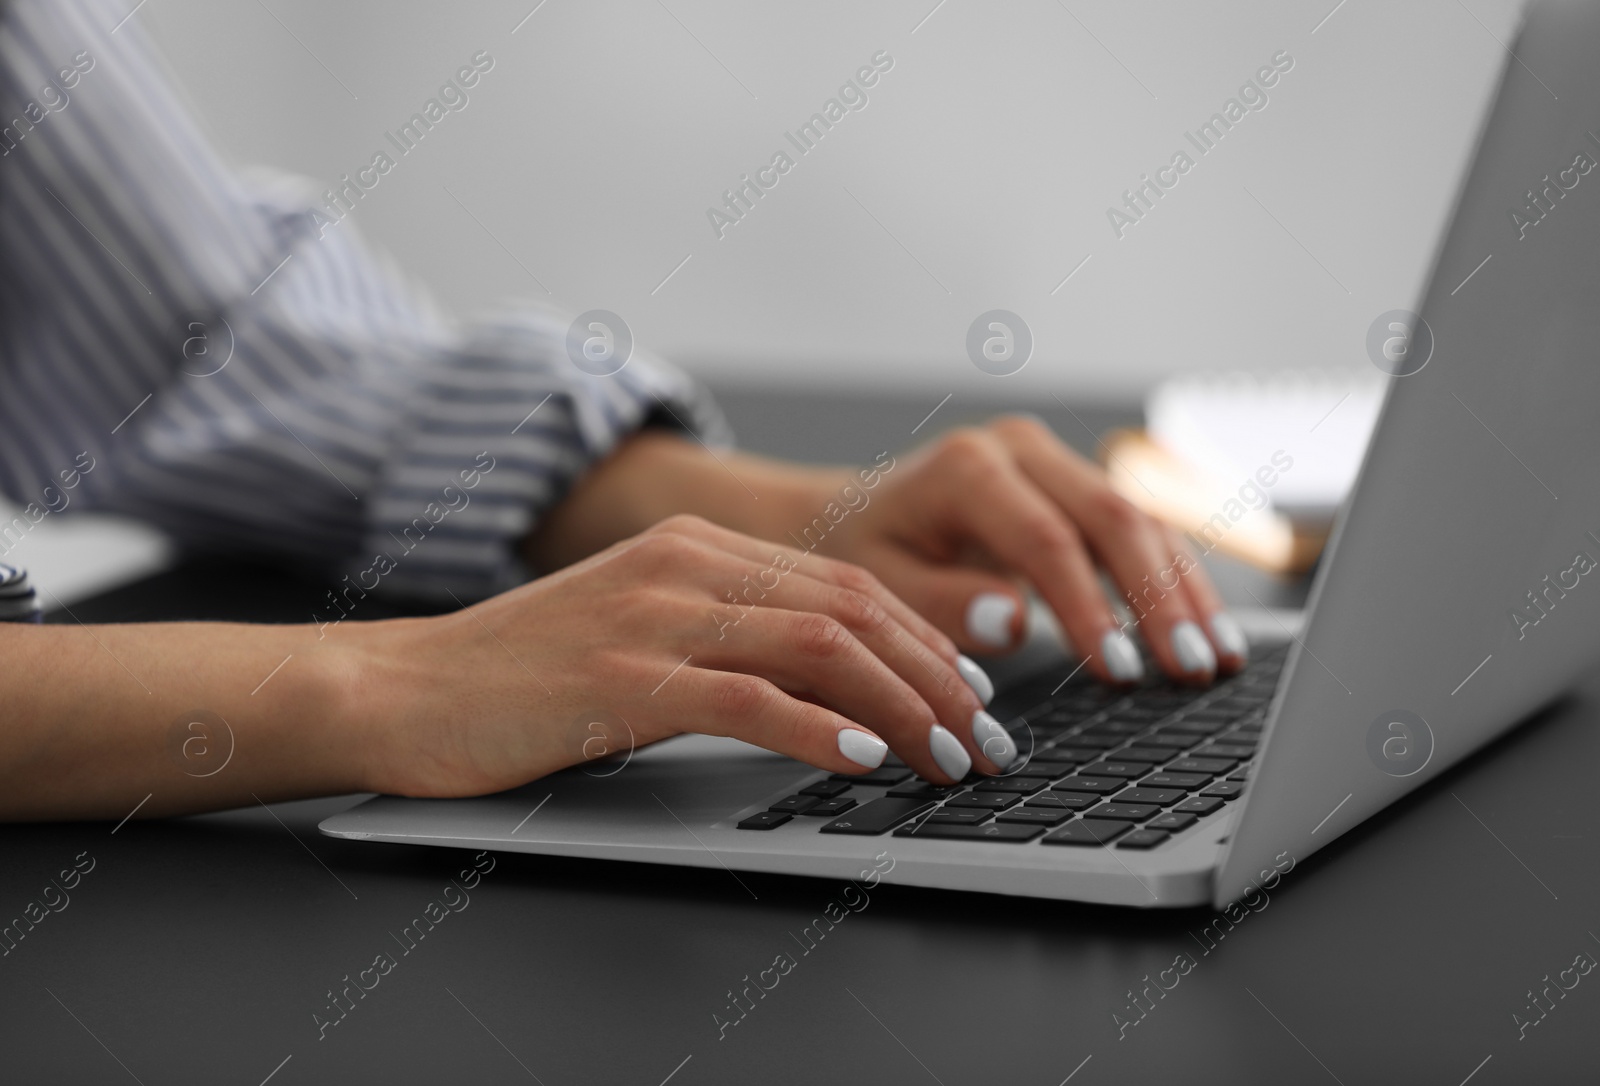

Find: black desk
5;390;1597;1083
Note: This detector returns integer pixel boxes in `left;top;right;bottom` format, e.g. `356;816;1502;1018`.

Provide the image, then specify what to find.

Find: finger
649;514;998;708
866;547;1027;664
707;608;969;782
927;436;1144;686
742;568;1017;774
655;514;963;669
1159;524;1249;672
657;666;895;776
987;417;1216;684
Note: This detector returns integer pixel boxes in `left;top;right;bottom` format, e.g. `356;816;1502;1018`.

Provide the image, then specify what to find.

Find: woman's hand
356;515;1014;798
808;416;1247;685
0;418;1242;822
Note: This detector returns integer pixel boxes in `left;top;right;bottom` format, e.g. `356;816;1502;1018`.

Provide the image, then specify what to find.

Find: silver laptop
322;0;1600;908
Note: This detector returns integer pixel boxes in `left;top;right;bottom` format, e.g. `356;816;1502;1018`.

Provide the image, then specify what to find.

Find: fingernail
1209;613;1249;661
1100;629;1144;682
956;654;995;705
929;723;972;780
971;709;1017;770
1171;620;1217;675
964;593;1017;650
837;729;888;769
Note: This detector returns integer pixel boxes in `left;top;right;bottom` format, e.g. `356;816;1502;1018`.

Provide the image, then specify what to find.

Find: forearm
526;430;849;570
0;622;371;821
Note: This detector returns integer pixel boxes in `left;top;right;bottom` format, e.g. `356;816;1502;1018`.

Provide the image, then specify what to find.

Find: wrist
527;429;852;566
731;459;854;544
315;619;421;796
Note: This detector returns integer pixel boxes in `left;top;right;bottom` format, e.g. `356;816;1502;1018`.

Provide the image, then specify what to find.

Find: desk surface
5;391;1597;1084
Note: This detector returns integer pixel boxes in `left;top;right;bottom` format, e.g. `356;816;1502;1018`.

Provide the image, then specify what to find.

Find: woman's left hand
809;416;1248;686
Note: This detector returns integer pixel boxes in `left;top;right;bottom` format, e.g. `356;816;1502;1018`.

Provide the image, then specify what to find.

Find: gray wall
141;0;1522;399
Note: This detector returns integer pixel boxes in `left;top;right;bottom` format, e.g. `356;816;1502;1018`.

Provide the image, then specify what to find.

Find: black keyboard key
1108;706;1175;723
1117;829;1171;850
1029;749;1089;765
1200;781;1245;799
1083;720;1146;736
819;797;936;835
1057;735;1120;749
1034;699;1092;718
1082;761;1147;779
1193;743;1256;760
974;777;1046;794
1042;746;1108;762
883;753;907;768
1137;734;1196;749
1167;757;1236;774
1226;768;1252;782
1084;803;1161;821
1054;690;1122;709
887;781;961;799
1141;772;1211;790
800;779;852;798
925;807;991;825
1172;796;1224;815
830;766;911;786
1051;776;1125;795
1026;715;1077;732
1162;720;1227;737
802;797;857;817
769;795;820;814
996;807;1072;826
1110;747;1172;763
898;821;1045;843
945;792;1019;810
1133;694;1198;710
1115;787;1186;806
1007;765;1067;780
739;811;792;830
1042;819;1134;846
1004;767;1068;786
1025;792;1097;811
1147;812;1198;832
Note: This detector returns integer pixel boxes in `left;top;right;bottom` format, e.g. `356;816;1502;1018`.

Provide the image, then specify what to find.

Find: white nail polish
928;723;971;780
1100;629;1144;682
956;654;995;705
970;709;1017;770
964;593;1016;650
837;729;887;769
1210;613;1249;661
1171;620;1217;674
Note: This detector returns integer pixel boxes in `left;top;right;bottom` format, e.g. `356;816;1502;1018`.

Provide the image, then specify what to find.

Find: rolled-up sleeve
0;0;729;601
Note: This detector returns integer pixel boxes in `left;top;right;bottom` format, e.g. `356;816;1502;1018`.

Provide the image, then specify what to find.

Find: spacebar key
819;797;937;835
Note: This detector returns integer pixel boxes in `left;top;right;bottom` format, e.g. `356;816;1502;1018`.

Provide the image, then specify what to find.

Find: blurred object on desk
0;498;173;609
1101;430;1325;574
1102;368;1384;574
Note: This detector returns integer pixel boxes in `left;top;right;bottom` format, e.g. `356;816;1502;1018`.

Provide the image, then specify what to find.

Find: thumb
878;555;1027;654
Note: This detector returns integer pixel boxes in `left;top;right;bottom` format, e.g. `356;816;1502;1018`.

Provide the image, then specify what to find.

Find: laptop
321;0;1600;908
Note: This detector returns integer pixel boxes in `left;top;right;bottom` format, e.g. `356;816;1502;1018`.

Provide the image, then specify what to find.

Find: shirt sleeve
0;0;731;602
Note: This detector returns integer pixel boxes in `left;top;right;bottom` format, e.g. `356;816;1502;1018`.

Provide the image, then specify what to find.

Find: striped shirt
0;0;729;602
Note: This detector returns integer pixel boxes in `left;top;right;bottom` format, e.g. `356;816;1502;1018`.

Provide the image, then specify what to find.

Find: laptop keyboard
734;644;1288;851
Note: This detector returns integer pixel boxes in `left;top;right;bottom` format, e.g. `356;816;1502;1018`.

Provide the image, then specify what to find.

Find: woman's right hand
348;515;1013;798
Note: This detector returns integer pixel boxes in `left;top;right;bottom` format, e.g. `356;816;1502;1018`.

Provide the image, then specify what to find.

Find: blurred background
142;0;1520;397
8;0;1525;600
